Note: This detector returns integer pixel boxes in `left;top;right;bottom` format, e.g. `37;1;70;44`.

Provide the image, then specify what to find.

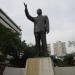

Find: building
47;44;51;55
53;41;66;56
0;8;21;34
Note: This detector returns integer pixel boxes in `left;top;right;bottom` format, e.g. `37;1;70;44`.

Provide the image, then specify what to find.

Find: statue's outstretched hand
24;3;27;8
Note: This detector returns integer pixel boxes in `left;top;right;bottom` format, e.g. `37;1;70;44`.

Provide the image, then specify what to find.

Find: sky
0;0;75;53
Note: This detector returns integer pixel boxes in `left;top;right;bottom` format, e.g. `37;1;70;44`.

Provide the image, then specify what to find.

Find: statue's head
37;9;42;16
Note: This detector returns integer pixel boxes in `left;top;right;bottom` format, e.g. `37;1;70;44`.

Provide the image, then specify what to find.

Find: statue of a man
24;3;49;56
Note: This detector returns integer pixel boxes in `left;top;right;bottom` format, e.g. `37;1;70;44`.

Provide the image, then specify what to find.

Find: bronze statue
24;3;50;56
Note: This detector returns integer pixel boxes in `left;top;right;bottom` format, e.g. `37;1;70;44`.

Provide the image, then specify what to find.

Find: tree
0;23;21;62
0;23;37;67
63;54;73;66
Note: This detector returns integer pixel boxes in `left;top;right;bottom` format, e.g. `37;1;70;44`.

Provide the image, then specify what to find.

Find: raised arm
24;3;35;22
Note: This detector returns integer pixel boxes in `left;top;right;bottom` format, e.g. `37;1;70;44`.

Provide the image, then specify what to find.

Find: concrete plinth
25;57;54;75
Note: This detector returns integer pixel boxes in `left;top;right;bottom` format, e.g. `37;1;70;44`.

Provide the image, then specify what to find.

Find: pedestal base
25;57;54;75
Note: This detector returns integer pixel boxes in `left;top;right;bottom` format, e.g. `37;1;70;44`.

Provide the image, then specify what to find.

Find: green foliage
0;23;36;67
63;54;73;66
0;23;21;61
24;46;36;57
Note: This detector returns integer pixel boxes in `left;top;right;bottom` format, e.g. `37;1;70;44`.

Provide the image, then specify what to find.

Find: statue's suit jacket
25;8;49;33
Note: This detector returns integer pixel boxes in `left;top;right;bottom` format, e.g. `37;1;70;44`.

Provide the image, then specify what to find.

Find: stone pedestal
25;57;54;75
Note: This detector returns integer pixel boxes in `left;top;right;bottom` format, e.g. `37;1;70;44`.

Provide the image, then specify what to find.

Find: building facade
0;9;21;34
47;44;51;55
53;41;66;56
